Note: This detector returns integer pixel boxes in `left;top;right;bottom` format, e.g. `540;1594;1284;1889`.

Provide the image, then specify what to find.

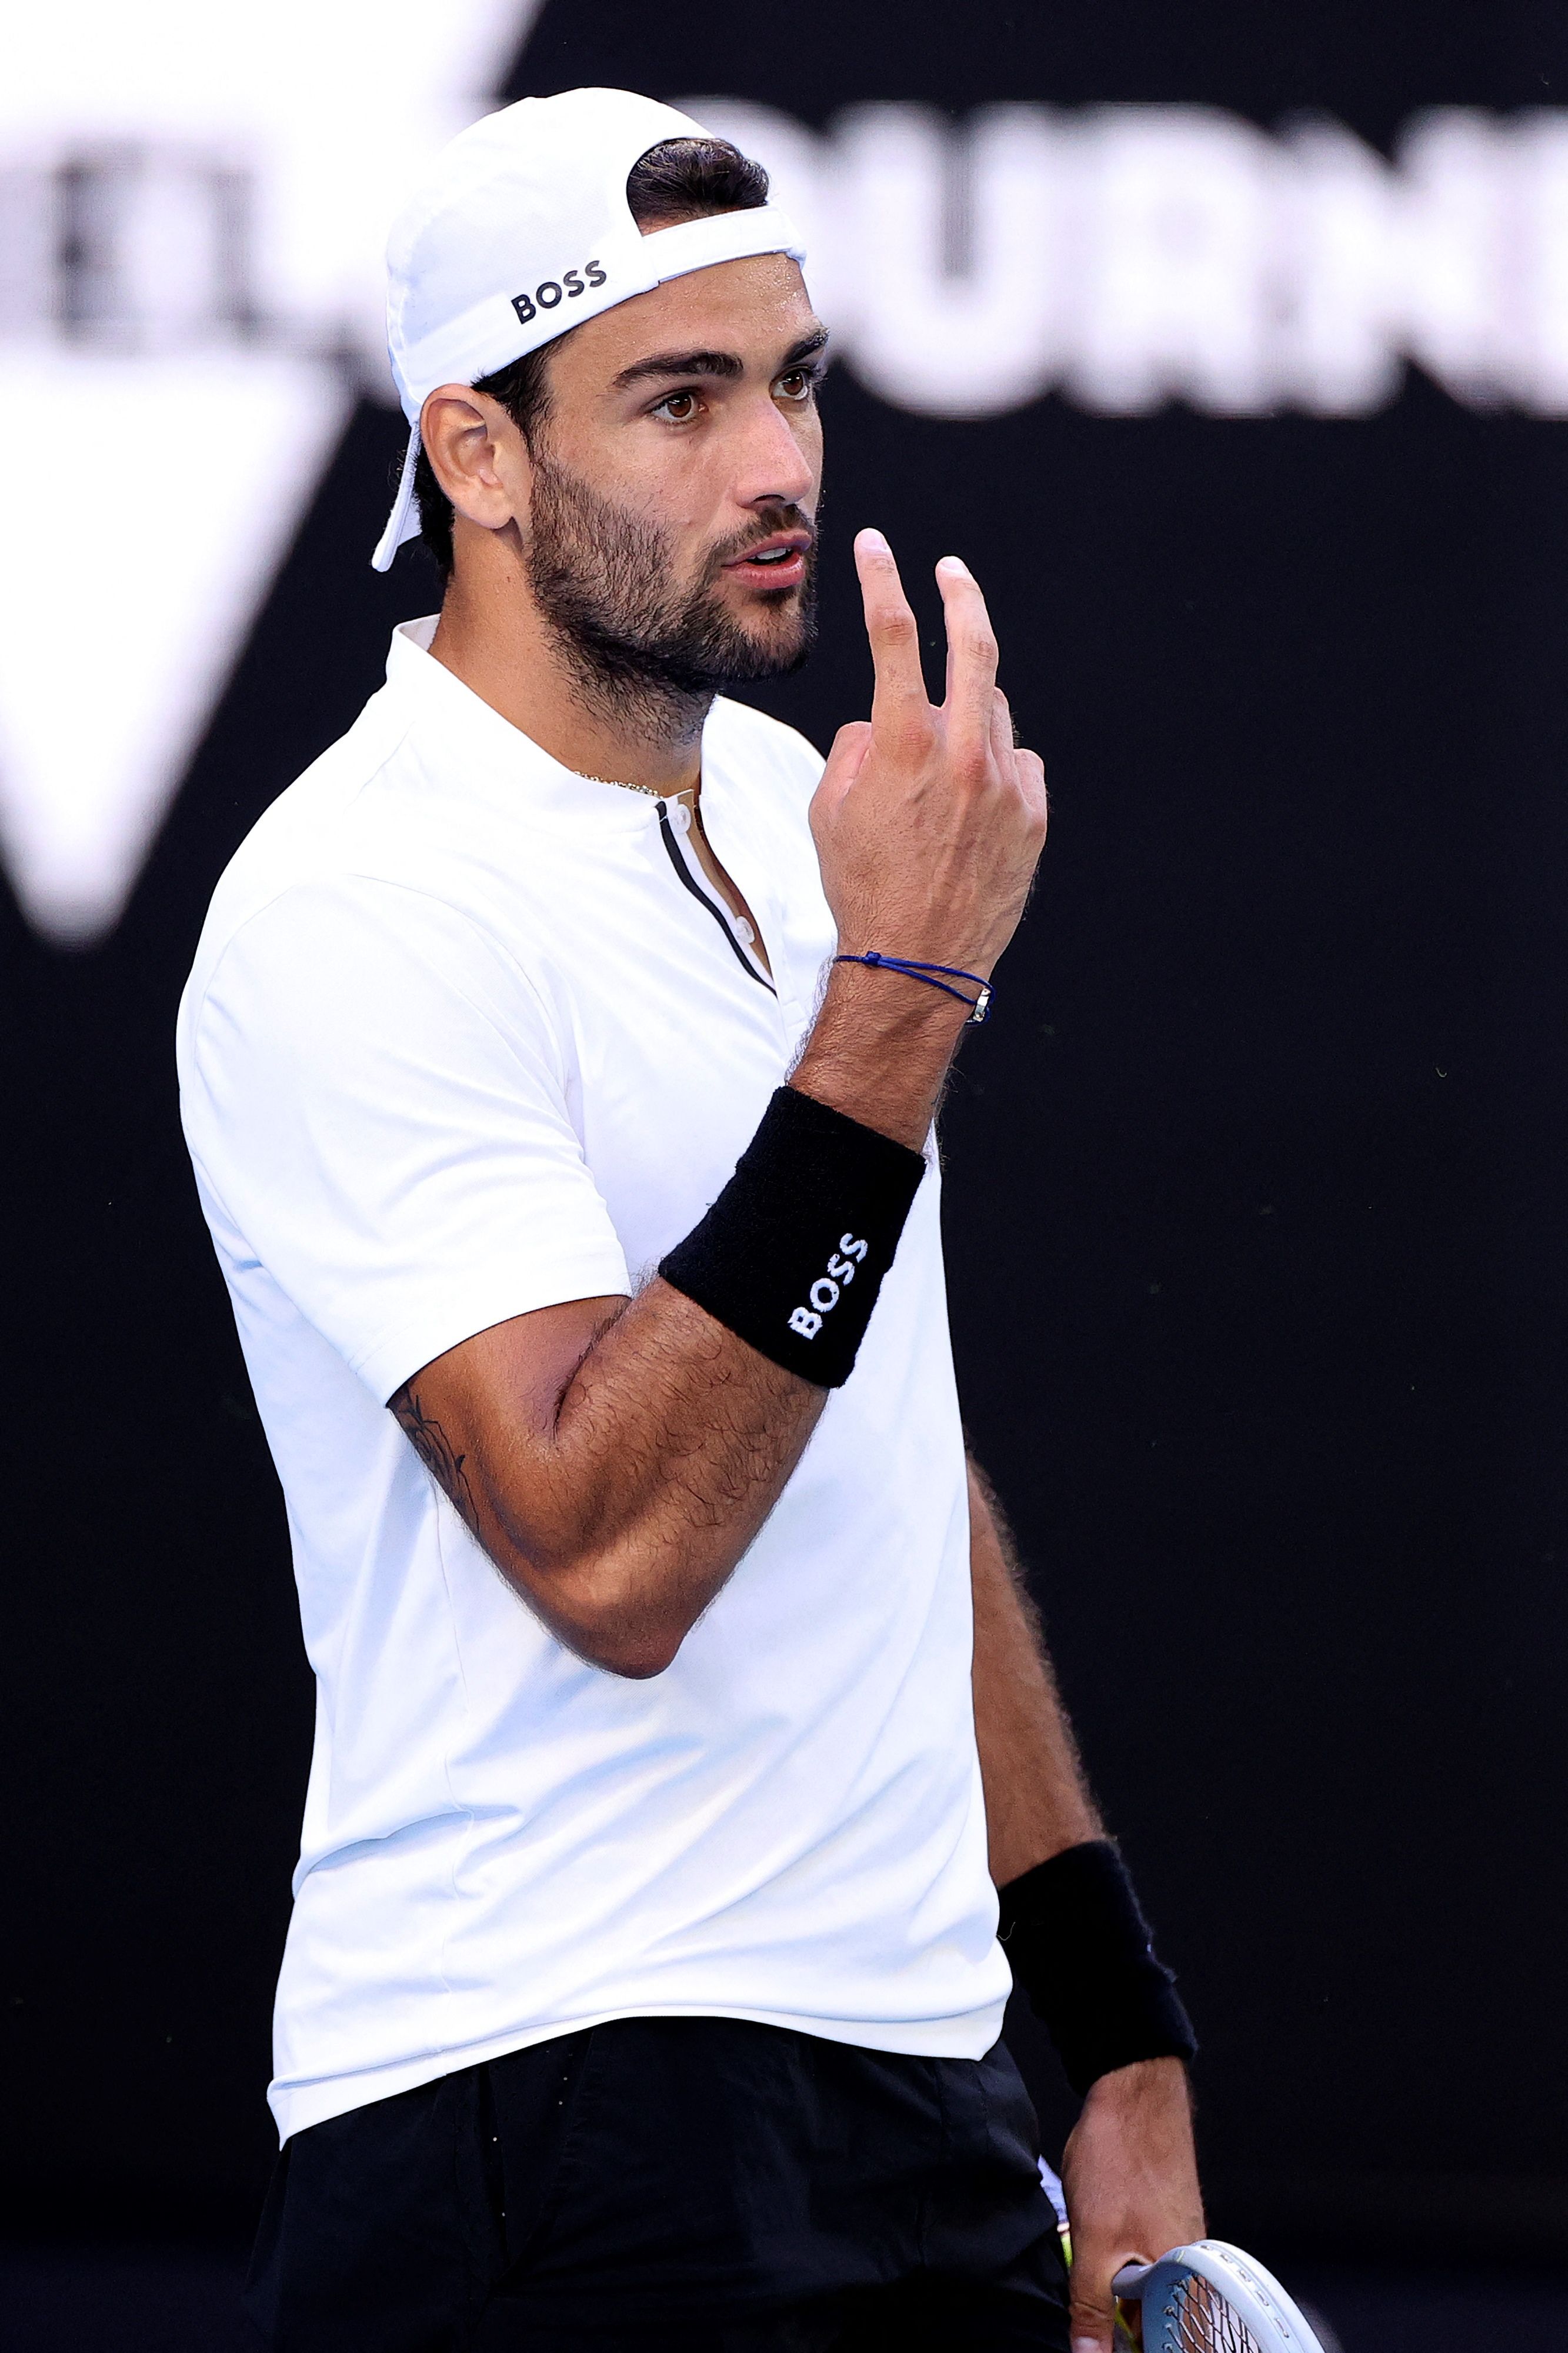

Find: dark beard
523;452;818;739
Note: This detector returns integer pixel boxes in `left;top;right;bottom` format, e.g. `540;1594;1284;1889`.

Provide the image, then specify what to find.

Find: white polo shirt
177;618;1009;2142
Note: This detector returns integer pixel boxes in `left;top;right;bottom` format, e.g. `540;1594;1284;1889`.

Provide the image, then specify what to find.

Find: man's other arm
968;1460;1204;2348
967;1452;1102;1883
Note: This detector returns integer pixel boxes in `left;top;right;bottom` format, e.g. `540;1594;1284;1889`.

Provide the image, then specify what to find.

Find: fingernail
1072;2339;1103;2353
856;526;890;555
936;554;972;577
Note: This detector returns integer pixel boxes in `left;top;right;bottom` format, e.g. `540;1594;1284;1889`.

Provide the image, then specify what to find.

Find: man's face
501;254;825;698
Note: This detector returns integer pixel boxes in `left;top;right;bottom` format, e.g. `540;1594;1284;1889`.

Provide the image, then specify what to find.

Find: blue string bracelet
834;951;993;1024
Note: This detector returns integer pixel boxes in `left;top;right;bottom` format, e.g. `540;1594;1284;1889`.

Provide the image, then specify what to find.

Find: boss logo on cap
512;259;606;326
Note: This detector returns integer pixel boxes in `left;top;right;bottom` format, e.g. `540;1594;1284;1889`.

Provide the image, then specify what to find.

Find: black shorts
245;2015;1071;2350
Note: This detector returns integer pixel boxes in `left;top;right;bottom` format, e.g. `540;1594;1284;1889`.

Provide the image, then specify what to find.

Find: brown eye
776;371;812;401
655;390;698;422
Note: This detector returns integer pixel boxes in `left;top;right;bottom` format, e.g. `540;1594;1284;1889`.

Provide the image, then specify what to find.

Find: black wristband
997;1839;1197;2097
658;1086;926;1388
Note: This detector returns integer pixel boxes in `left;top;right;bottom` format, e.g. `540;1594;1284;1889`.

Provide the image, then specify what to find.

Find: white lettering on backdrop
3;32;1566;940
693;100;1568;419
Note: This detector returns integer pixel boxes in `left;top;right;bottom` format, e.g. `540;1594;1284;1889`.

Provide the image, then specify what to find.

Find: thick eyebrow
612;325;830;392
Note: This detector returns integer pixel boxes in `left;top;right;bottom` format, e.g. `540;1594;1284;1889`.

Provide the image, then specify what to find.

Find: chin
733;615;814;680
746;592;810;643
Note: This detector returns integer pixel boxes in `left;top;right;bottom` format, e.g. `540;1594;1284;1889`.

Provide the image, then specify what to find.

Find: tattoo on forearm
391;1387;481;1537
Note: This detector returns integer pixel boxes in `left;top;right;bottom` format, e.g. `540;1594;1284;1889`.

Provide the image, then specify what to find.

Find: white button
670;802;693;834
736;919;755;944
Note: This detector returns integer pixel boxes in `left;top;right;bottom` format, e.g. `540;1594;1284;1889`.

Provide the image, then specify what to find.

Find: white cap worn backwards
371;88;807;571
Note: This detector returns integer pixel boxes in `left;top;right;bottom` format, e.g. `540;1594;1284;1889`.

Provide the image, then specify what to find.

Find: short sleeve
184;876;631;1401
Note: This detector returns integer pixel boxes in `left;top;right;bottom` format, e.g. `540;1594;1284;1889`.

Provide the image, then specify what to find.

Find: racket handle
1112;2263;1155;2297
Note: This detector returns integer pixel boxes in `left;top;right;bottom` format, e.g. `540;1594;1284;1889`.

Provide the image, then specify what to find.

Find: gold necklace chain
579;772;696;805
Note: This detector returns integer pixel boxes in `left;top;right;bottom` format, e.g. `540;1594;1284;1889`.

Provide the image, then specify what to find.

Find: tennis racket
1112;2240;1328;2353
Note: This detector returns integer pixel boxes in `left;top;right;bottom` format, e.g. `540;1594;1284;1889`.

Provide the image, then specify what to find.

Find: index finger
854;528;930;735
936;555;1000;752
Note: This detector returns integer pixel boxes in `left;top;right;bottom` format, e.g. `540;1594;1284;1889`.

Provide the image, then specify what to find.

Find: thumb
810;721;873;829
1069;2255;1122;2353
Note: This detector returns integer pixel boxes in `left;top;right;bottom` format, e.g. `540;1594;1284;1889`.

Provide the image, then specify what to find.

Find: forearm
453;1280;822;1676
397;974;969;1677
968;1456;1102;1884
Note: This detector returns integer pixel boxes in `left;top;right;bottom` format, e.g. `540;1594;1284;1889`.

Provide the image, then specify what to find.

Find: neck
428;531;708;798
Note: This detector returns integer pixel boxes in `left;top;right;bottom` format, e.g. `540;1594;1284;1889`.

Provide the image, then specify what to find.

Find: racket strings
1167;2274;1265;2353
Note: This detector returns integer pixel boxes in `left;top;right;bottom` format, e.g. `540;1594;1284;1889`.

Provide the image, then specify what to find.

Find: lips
722;532;812;590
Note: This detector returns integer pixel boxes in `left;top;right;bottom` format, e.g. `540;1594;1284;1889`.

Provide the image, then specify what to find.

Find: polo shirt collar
384;616;662;838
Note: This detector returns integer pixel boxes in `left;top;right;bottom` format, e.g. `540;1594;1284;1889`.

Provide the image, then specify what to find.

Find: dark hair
413;137;771;579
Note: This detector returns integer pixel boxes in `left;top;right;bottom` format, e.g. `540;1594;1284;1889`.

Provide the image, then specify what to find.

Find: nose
731;388;817;515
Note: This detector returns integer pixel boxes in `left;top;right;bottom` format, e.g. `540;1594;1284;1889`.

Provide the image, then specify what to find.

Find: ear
419;384;534;536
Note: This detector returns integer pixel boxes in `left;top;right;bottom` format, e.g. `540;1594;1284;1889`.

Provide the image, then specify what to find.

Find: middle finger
936;555;1001;756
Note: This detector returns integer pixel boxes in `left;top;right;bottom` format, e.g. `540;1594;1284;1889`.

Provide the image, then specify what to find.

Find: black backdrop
6;0;1567;2259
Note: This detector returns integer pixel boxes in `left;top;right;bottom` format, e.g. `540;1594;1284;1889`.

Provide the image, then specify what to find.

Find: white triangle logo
0;351;351;942
0;0;541;945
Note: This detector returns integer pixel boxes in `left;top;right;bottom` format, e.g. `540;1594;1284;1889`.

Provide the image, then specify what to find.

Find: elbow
585;1632;682;1681
562;1613;683;1681
492;1539;685;1679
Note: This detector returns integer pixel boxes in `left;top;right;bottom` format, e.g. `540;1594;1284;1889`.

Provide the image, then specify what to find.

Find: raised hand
809;528;1047;979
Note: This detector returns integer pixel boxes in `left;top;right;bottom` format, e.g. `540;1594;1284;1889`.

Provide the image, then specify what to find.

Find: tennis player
178;88;1202;2352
